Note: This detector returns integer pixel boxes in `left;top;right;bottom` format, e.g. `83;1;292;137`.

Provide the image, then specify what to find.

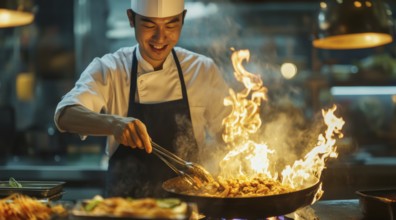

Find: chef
54;0;230;197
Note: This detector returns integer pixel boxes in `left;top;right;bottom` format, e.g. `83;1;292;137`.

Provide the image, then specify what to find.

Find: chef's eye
143;25;155;28
141;22;155;28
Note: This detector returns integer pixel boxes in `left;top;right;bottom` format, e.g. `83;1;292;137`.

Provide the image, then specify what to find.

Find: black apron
106;49;198;198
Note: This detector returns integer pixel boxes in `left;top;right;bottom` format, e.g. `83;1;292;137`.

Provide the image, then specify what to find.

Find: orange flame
281;105;344;189
219;49;345;197
222;49;267;148
220;49;271;179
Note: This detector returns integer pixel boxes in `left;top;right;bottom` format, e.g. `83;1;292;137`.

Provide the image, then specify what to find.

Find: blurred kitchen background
1;0;396;201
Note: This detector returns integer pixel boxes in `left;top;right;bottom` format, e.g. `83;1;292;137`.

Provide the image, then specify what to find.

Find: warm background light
280;62;298;79
0;0;34;28
313;33;393;49
313;0;394;50
16;72;35;101
0;9;33;28
354;1;362;8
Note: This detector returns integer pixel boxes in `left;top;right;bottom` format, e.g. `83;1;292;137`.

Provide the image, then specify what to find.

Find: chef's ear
127;9;136;28
182;9;187;25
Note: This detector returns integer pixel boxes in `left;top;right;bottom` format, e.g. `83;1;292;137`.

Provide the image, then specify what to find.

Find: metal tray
36;191;65;201
356;188;396;220
0;181;65;198
70;201;197;220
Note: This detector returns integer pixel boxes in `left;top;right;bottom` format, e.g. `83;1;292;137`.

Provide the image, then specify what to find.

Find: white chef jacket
54;45;230;156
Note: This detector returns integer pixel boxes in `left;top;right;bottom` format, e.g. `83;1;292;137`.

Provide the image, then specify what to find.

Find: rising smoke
177;1;326;178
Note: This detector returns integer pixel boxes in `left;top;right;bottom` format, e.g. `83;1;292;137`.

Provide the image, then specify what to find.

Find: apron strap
172;49;189;102
171;49;194;128
127;49;138;117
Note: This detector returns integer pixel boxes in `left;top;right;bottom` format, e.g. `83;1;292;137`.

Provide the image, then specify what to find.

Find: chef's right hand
113;117;152;153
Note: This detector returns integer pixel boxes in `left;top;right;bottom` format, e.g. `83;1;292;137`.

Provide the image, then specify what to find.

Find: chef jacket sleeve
54;57;111;136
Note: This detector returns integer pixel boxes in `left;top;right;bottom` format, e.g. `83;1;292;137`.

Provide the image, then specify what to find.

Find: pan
356;188;396;220
162;177;320;219
0;181;65;198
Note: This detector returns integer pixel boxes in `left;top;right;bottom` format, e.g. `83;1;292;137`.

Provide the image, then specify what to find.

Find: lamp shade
0;0;34;28
313;0;394;49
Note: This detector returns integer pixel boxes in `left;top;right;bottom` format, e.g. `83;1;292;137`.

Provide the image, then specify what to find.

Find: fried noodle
77;197;188;219
0;194;67;220
183;174;294;197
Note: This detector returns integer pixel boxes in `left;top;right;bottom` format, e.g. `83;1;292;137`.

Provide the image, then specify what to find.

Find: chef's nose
153;27;166;42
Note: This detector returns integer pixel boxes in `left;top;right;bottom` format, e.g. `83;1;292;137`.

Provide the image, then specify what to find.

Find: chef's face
127;9;186;70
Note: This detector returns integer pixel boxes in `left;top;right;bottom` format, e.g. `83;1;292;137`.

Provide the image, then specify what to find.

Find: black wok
163;177;321;219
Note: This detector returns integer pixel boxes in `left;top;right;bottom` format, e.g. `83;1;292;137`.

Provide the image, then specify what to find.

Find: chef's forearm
57;105;151;152
57;105;115;136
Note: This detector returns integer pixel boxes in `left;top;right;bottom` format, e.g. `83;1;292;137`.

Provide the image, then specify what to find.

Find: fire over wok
161;49;343;218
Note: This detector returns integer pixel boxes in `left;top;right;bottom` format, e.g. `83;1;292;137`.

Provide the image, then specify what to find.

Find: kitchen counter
309;199;363;220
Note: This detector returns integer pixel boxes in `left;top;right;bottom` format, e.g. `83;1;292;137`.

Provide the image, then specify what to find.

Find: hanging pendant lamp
313;0;394;50
0;0;34;28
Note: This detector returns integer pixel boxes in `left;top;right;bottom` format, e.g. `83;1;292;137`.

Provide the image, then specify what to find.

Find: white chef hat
131;0;185;18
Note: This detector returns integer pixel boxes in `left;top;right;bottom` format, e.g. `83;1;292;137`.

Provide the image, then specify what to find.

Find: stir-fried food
0;194;67;220
180;174;294;197
73;196;188;219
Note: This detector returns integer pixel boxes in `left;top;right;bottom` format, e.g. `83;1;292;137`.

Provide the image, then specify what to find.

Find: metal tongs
151;141;214;189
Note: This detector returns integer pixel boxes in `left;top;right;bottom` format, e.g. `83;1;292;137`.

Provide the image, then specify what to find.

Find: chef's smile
150;44;168;52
